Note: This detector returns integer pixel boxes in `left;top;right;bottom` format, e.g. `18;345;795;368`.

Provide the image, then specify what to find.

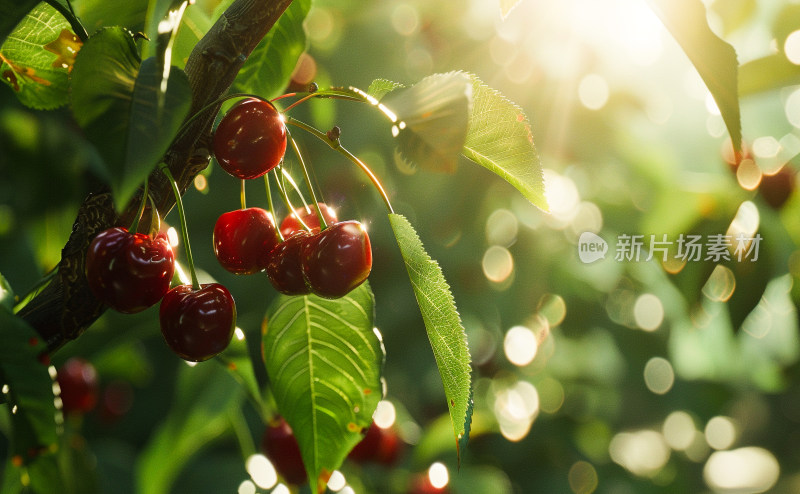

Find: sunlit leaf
388;213;473;462
229;0;310;99
171;3;212;68
367;78;404;100
0;272;13;311
136;362;244;494
71;27;191;211
262;283;383;492
0;309;60;493
0;0;38;45
739;54;800;97
0;3;78;109
71;0;149;33
142;0;191;108
382;71;472;173
645;0;741;153
461;73;547;211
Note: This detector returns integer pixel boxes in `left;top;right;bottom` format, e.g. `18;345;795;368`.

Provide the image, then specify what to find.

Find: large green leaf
136;361;244;494
0;3;77;109
461;73;548;211
71;27;191;211
142;0;190;99
0;309;59;493
72;0;149;33
229;0;310;99
382;71;472;173
645;0;741;153
739;54;800;97
0;0;39;46
262;283;383;492
388;213;473;462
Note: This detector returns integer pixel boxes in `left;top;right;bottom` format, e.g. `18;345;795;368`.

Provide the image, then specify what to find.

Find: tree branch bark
18;0;293;353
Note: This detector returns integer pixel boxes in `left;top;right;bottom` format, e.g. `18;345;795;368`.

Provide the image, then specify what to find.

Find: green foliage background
2;0;800;493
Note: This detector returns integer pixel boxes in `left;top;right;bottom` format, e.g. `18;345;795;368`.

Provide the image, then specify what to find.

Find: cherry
57;357;98;415
266;231;313;295
213;207;280;275
85;227;175;313
300;221;372;299
759;166;796;210
260;417;307;485
212;98;287;180
348;422;402;466
159;283;236;362
279;202;338;238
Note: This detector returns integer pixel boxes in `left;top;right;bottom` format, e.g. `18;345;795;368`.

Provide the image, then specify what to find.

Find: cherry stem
272;167;310;233
147;194;162;238
264;174;284;242
280;167;310;211
160;164;200;290
281;92;318;113
285;116;395;214
287;131;328;230
240;179;247;210
129;177;149;234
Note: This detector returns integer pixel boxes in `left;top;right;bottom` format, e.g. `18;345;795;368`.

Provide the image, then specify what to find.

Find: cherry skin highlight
266;231;313;295
85;227;175;313
159;283;236;362
300;221;372;299
212;98;287;179
213;207;280;274
279;202;338;238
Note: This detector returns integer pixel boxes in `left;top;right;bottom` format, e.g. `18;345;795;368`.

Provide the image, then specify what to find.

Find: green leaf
382;71;472;173
136;362;244;494
0;0;39;46
0;3;78;109
461;73;547;211
739;54;800;97
71;0;149;33
645;0;741;153
262;283;383;491
0;310;60;493
229;0;310;99
71;27;191;210
142;0;190;100
367;78;405;100
388;213;473;462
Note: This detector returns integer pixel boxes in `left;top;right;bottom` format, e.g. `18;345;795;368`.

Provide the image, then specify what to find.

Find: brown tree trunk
17;0;294;353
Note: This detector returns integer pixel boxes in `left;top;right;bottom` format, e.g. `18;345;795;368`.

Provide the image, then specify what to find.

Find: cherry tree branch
17;0;293;352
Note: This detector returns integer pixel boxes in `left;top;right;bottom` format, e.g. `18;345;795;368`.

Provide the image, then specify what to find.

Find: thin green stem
285;116;394;214
272;167;309;232
240;179;246;210
128;178;149;234
280;167;310;211
264;174;284;242
287;131;327;229
44;0;88;42
160;164;200;290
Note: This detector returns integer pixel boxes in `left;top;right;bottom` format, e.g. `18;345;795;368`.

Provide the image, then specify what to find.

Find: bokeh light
663;411;696;451
483;246;514;284
504;325;538;366
633;293;664;331
644;357;674;395
705;416;737;451
373;399;396;429
428;462;449;489
609;430;670;477
703;447;779;493
245;454;277;490
568;461;599;494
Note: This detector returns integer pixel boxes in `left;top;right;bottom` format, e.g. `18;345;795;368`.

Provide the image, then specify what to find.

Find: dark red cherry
159;283;236;362
212;98;287;179
279;203;338;238
759;166;796;210
300;221;372;299
348;422;402;466
57;357;98;415
213;208;280;275
85;227;175;313
266;231;312;295
260;417;307;485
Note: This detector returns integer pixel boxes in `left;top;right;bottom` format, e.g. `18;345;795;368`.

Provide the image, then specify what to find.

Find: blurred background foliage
2;0;800;493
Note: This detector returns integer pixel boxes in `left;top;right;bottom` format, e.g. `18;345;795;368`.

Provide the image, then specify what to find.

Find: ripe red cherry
57;357;98;415
260;417;307;485
348;422;402;466
301;221;372;299
759;166;796;210
280;203;338;238
266;231;312;295
213;208;280;275
85;227;175;313
212;98;287;179
159;283;236;362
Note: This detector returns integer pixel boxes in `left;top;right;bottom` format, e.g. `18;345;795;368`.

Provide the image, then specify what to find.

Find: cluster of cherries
84;97;371;362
